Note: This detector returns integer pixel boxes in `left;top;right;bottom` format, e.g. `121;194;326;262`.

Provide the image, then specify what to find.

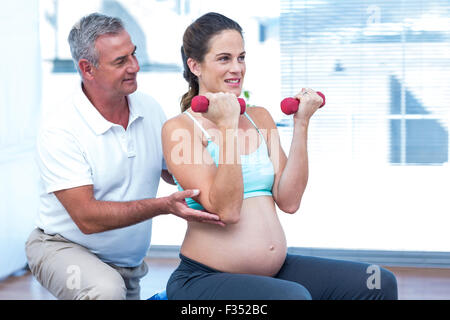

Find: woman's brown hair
180;12;243;112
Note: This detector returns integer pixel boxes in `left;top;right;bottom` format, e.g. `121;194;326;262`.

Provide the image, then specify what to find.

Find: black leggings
166;253;398;300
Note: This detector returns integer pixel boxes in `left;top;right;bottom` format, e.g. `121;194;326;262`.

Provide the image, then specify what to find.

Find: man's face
92;30;140;97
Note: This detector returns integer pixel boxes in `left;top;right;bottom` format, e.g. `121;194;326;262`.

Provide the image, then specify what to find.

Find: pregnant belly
180;196;288;276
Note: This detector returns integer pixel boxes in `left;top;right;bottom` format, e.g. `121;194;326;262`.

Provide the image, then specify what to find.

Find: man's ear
187;57;201;78
78;59;95;80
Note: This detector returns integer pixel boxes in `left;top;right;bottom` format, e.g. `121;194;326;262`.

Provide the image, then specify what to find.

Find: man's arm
54;184;223;234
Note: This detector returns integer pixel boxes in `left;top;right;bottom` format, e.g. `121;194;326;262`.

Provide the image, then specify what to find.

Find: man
25;13;221;300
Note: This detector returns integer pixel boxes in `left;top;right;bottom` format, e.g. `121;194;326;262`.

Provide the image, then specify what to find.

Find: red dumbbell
281;91;326;115
191;95;246;115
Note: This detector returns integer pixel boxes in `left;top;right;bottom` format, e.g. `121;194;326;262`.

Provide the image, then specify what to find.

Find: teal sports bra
174;111;275;210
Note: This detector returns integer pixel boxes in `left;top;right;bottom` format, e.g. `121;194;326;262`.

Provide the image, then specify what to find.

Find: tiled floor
1;258;450;300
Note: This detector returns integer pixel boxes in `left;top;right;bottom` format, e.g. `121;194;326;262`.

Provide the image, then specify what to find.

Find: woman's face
193;29;246;97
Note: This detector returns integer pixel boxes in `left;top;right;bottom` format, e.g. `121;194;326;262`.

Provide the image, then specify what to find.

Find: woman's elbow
278;202;301;214
221;214;240;225
208;193;242;224
218;208;241;224
275;191;303;214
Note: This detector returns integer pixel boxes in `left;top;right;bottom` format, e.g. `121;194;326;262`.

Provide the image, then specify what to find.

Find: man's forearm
78;197;169;234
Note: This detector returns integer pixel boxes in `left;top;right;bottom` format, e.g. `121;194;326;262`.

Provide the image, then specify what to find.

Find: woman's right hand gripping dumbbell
198;92;242;129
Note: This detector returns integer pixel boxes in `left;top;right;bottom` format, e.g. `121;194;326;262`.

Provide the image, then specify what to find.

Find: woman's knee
379;267;398;300
365;266;398;300
268;281;312;300
284;283;312;300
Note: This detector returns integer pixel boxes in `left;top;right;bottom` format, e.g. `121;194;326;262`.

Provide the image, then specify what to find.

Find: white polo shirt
35;83;167;267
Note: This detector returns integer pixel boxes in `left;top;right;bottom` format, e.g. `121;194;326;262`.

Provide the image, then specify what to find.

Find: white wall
0;0;42;278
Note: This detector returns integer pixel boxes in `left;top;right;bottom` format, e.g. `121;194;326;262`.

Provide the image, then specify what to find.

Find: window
389;75;448;164
280;0;449;165
278;0;450;251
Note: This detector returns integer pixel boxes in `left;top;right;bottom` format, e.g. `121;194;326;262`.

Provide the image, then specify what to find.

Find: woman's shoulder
162;112;190;130
245;106;277;129
161;112;194;140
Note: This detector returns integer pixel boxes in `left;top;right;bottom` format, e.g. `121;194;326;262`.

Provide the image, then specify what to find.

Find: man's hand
165;189;226;227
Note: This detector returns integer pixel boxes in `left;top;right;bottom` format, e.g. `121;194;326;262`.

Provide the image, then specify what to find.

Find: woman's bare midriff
180;196;287;276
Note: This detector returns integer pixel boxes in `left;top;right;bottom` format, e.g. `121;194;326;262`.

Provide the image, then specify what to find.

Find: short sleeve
37;128;93;193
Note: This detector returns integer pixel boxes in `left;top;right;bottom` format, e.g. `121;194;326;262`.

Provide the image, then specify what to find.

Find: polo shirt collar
128;94;145;126
74;82;144;135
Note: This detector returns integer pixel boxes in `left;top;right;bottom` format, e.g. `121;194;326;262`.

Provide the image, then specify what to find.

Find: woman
162;12;397;300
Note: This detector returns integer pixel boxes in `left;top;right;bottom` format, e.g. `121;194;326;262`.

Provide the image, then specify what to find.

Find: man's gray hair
68;13;124;74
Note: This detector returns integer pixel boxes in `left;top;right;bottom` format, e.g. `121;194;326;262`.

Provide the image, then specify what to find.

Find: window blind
280;0;449;165
277;0;450;251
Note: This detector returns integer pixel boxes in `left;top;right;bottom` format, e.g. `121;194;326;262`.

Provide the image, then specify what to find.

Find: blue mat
147;290;168;300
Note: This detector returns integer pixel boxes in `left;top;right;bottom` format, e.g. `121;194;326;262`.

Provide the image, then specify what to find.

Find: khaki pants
25;228;148;300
